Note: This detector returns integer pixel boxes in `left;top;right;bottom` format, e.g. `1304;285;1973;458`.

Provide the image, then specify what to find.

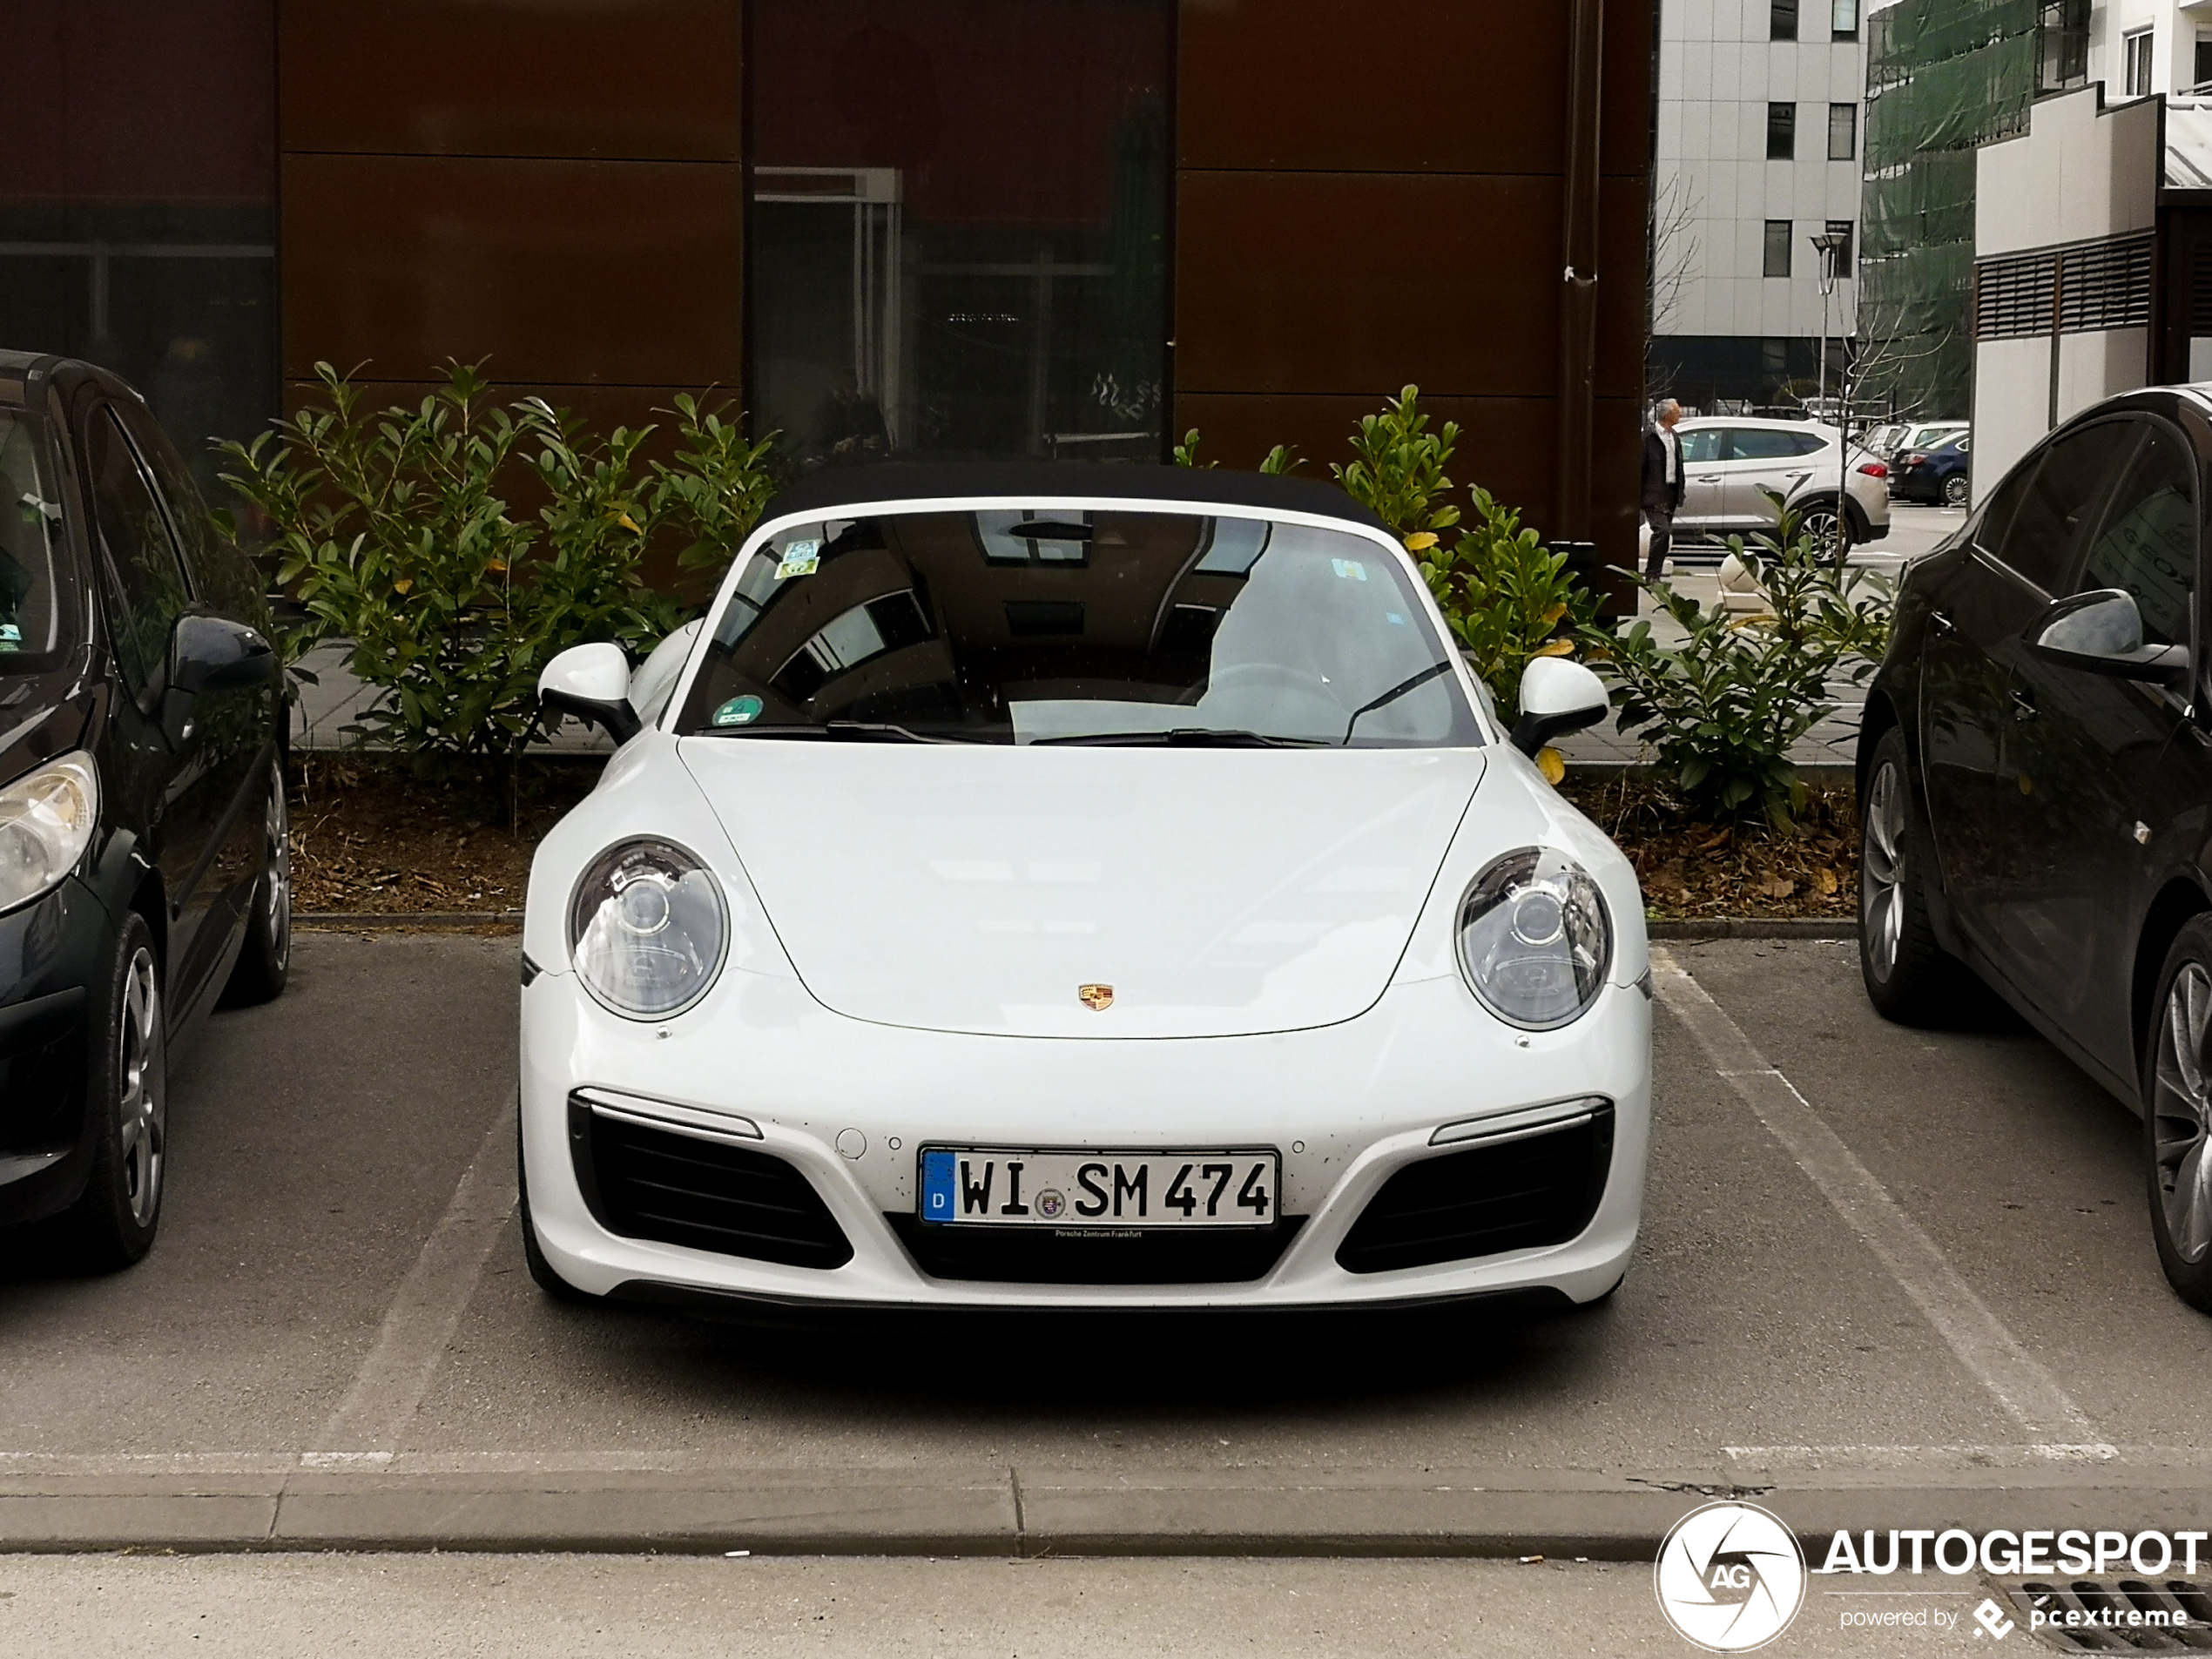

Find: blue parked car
1892;434;1970;507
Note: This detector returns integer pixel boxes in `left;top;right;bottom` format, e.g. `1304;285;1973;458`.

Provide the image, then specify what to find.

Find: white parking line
1650;948;2101;1442
306;1097;518;1460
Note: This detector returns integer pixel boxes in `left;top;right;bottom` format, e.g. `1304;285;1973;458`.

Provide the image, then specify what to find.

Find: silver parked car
1670;416;1892;549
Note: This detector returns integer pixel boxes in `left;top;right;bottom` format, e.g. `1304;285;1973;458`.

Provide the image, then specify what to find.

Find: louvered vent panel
2057;233;2152;331
1973;253;2054;339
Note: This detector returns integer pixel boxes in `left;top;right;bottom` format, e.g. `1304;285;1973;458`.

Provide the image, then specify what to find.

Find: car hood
678;740;1487;1038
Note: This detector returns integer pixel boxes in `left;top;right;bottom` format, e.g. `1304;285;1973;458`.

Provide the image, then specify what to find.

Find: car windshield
674;509;1482;747
0;409;69;670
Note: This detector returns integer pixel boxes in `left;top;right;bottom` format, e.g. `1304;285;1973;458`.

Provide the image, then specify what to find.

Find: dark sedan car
1891;433;1971;507
1856;386;2212;1308
0;351;288;1269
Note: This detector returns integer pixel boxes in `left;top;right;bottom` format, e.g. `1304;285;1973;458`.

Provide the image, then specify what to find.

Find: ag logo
1654;1501;1806;1652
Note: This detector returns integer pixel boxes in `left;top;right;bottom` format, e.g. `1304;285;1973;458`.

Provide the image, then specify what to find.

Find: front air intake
1336;1105;1614;1274
570;1097;853;1270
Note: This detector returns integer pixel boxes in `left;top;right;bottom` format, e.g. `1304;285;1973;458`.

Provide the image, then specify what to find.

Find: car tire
221;756;291;1007
518;1110;595;1304
2142;917;2212;1312
1858;727;1973;1024
1942;474;1969;509
55;912;168;1271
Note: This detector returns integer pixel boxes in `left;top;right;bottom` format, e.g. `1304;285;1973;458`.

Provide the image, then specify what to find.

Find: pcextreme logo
1654;1501;1808;1652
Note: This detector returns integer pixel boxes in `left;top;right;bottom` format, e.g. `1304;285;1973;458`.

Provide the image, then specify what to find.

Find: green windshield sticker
775;539;822;581
1331;557;1367;582
713;694;765;727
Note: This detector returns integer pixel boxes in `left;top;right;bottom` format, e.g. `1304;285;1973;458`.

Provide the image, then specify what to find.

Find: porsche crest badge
1077;983;1115;1011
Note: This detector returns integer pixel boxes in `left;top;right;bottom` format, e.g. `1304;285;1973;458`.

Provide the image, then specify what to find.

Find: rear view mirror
2025;589;2187;687
538;641;642;743
163;614;276;746
1511;657;1609;757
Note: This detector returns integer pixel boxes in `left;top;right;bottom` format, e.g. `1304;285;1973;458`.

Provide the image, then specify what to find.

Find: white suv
1669;416;1892;550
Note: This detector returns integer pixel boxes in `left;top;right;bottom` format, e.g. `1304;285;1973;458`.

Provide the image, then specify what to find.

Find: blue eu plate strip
921;1150;956;1222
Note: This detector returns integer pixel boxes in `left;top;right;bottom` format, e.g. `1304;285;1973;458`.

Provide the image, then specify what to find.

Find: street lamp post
1810;232;1847;562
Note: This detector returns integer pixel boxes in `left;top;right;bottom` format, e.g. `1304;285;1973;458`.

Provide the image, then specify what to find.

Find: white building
1652;0;1870;410
1967;1;2212;495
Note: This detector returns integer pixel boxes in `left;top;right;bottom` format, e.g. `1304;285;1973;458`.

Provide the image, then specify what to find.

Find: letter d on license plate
919;1148;1279;1229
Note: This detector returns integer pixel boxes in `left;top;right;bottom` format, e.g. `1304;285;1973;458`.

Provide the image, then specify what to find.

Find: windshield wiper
1343;660;1455;743
1031;727;1326;748
706;720;972;744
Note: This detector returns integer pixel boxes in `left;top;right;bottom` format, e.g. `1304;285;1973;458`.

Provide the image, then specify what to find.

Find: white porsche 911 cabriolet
518;464;1650;1316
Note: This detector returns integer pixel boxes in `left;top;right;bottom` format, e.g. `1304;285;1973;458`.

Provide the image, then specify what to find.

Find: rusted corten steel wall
277;0;744;437
1173;0;1652;577
277;0;1650;574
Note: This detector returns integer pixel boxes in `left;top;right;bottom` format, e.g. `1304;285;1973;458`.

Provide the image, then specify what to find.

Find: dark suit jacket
1642;428;1686;513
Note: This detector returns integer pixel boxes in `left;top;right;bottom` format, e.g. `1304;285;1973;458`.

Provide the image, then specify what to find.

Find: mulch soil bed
287;756;1862;923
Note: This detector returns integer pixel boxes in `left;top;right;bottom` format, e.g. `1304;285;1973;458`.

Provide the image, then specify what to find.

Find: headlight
0;752;98;914
1456;846;1612;1029
567;838;727;1019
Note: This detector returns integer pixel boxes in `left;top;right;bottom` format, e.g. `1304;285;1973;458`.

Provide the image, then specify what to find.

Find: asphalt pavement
4;928;2208;1556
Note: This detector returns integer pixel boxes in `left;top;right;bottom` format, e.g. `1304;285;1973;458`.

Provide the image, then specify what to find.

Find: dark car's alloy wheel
2147;920;2212;1312
223;756;292;1006
1942;474;1968;508
58;913;168;1269
1858;727;1971;1023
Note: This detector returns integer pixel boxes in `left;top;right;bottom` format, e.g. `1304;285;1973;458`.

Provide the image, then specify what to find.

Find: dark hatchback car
1892;433;1971;508
0;351;288;1269
1855;386;2212;1308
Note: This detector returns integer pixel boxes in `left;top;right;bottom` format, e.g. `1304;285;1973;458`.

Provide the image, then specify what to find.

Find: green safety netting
1856;0;2037;415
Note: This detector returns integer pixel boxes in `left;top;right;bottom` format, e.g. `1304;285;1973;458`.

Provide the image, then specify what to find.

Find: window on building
1771;0;1799;41
2197;34;2212;94
2123;29;2155;98
1828;104;1858;160
1767;104;1797;161
2037;0;2090;93
1764;221;1794;279
748;1;1175;468
1824;220;1856;277
1831;0;1860;38
0;3;279;502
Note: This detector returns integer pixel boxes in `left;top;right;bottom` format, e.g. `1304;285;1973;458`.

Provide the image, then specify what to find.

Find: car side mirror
2024;589;2188;687
162;614;276;745
1510;656;1609;757
538;642;642;743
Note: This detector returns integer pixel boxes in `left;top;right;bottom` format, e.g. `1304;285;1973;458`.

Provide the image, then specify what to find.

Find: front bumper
521;965;1651;1312
0;877;112;1226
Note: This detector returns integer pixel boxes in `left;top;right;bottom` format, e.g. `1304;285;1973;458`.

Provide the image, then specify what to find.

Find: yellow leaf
1535;746;1567;786
487;559;508;576
619;512;642;533
1403;531;1439;552
1815;867;1839;896
1535;637;1575;658
1541;602;1568;627
393;577;412;594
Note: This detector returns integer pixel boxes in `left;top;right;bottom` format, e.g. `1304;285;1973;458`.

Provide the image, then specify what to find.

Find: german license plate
918;1148;1279;1229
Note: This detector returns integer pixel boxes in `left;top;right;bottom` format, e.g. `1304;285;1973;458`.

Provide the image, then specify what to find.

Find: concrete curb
297;912;526;930
1;1467;2206;1557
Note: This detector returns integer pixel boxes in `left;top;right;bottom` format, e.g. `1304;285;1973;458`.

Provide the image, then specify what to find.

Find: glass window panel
1825;219;1856;275
679;512;1479;748
1771;0;1800;39
0;410;71;664
1993;420;2135;593
1831;0;1859;37
1767;104;1797;160
1828;104;1857;161
0;3;277;506
1764;220;1793;279
2076;427;2195;644
84;407;192;692
749;2;1174;472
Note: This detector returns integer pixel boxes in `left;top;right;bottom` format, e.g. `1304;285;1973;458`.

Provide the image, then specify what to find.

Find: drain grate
2005;1580;2212;1652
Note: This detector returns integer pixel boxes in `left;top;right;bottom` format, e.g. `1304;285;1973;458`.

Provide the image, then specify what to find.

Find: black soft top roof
760;462;1389;536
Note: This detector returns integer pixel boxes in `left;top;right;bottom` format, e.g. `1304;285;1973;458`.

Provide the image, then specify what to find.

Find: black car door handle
1929;609;1955;634
2010;685;2037;721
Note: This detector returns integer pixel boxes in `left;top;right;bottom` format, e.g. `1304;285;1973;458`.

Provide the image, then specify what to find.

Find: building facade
1651;0;1868;411
0;0;1656;585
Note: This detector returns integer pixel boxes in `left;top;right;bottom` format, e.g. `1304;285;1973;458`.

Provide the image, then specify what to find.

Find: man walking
1642;399;1685;580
